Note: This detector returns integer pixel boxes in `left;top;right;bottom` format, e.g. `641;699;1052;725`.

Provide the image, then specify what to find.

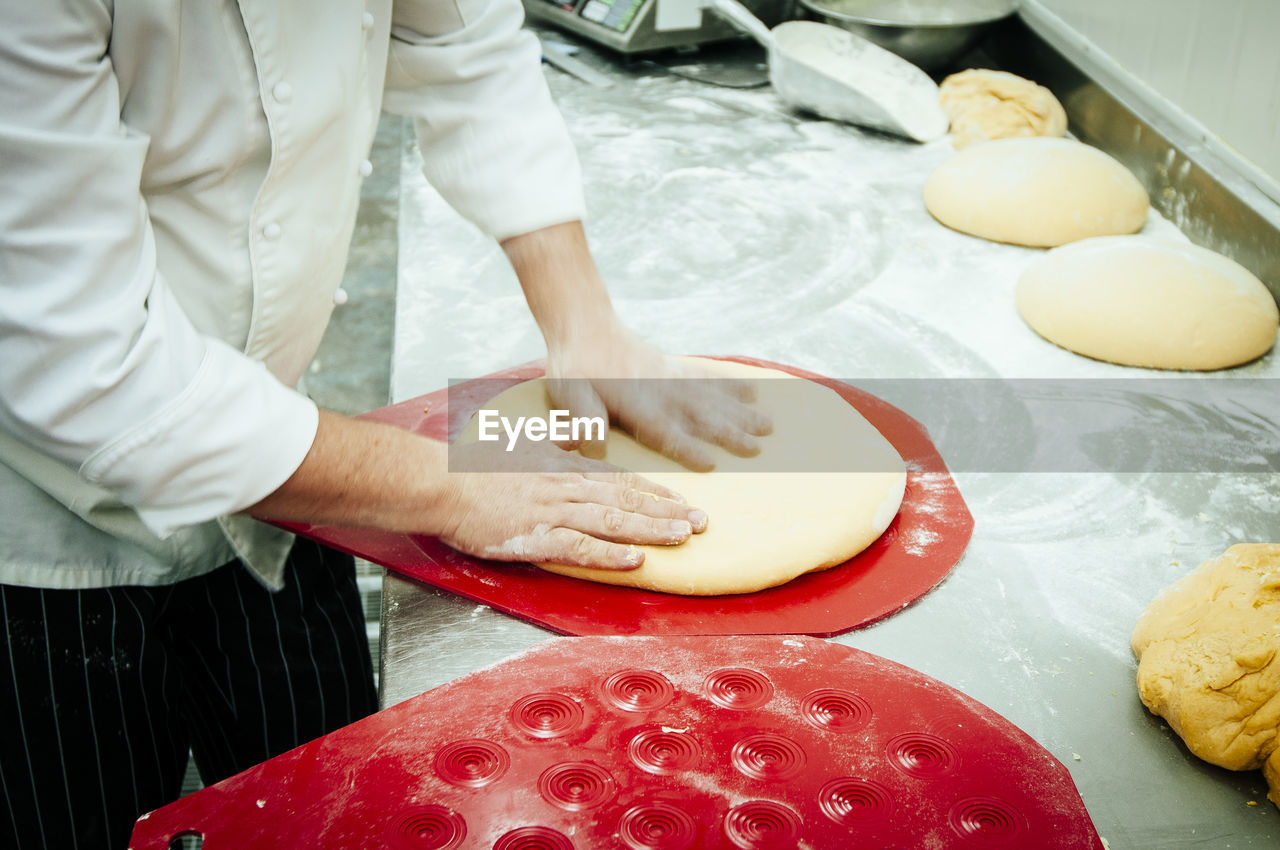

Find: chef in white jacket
0;2;767;847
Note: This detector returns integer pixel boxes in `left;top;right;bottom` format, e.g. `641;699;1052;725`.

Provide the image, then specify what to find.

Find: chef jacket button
362;12;375;30
358;159;373;177
263;222;282;240
272;82;293;103
333;288;350;306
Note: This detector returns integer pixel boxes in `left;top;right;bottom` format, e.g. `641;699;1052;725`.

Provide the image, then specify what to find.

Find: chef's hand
436;438;708;568
502;220;772;472
546;320;773;471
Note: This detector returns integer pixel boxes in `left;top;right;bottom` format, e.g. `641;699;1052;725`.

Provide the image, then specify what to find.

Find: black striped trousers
0;538;378;850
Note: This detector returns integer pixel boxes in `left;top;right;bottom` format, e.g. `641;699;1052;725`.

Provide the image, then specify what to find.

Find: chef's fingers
548;449;689;505
532;527;646;570
733;402;773;436
569;480;707;532
578;469;685;504
547;376;610;458
685;410;763;458
693;385;773;438
716;375;760;404
625;420;715;472
557;502;695;548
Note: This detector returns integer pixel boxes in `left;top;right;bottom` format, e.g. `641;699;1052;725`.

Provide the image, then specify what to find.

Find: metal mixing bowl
794;0;1019;70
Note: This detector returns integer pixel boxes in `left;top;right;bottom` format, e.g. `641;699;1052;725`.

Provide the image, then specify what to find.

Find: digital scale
524;0;793;54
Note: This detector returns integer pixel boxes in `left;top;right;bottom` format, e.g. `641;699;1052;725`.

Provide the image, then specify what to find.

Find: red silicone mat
129;635;1102;849
277;356;973;636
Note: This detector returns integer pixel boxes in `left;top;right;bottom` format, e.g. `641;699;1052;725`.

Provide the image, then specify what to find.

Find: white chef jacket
0;0;585;589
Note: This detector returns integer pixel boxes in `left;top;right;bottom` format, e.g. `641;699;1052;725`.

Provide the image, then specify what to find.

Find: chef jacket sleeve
0;3;319;538
383;0;588;241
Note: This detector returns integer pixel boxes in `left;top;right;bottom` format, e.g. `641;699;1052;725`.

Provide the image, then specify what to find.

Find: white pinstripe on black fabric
188;582;242;771
106;593;143;830
311;576;355;723
202;581;238;713
329;541;369;681
154;618;183;793
292;567;328;732
231;576;273;759
124;593;170;796
39;595;79;850
76;593;112;843
2;541;376;850
324;539;370;724
266;580;300;748
2;588;48;848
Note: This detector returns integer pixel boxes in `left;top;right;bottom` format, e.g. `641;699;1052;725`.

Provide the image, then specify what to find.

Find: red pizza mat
276;356;973;636
128;635;1102;849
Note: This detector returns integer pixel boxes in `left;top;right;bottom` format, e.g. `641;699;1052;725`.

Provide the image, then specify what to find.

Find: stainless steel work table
380;35;1280;848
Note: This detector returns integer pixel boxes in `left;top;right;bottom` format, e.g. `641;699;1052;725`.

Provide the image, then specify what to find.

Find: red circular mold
818;778;894;825
493;826;574;850
432;739;510;788
722;801;803;849
391;806;466;850
537;761;616;811
948;797;1026;843
509;693;584;739
730;734;807;781
703;668;774;710
618;802;698;850
887;732;960;778
800;688;872;732
628;728;702;775
602;669;676;712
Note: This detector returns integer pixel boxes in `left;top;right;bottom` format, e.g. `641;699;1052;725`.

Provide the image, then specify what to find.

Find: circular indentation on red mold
800;688;871;732
703;668;773;710
433;739;509;787
887;732;960;778
628;728;702;775
948;797;1026;843
391;806;466;850
731;734;807;781
818;778;894;825
618;802;698;850
722;801;803;849
509;693;584;739
493;826;574;850
603;669;676;712
538;761;616;811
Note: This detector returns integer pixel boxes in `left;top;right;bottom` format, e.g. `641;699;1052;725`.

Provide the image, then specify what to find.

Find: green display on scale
578;0;646;32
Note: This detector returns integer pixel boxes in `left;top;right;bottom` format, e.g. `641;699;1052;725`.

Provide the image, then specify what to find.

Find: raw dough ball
1132;544;1280;810
923;137;1149;247
1016;236;1279;370
938;69;1068;149
457;359;906;596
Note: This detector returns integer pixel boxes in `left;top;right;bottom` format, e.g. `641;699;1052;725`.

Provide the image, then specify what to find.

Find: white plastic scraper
702;0;948;142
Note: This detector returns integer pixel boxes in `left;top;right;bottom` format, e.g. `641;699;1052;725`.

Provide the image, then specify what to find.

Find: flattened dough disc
458;359;906;596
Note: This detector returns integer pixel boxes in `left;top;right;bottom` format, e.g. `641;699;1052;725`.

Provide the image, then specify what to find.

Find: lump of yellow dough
939;69;1067;149
456;359;906;596
1017;236;1279;370
923;137;1148;247
1132;544;1280;810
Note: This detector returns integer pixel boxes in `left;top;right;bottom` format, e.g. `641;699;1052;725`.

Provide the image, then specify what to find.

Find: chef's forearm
247;409;456;535
502;220;619;352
